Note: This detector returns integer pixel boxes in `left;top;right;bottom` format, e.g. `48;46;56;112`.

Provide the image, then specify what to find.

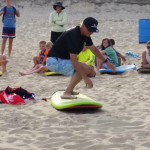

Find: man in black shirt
46;17;115;99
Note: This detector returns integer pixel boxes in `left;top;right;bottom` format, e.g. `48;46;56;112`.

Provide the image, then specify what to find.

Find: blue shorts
46;57;75;76
2;27;16;38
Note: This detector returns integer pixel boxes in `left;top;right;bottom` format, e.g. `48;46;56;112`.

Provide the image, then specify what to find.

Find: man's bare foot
61;95;77;99
19;72;27;76
61;92;77;99
71;91;79;95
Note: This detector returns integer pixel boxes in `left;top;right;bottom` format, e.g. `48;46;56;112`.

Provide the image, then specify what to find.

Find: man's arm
87;45;116;72
16;9;20;17
70;53;93;88
87;45;106;62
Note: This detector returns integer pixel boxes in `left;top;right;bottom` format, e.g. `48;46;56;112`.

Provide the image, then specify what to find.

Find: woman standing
49;2;67;44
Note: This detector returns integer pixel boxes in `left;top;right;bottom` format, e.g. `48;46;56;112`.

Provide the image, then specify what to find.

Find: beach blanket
125;51;139;58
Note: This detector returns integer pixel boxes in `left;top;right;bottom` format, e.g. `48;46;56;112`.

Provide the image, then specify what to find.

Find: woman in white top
49;2;67;44
142;40;150;68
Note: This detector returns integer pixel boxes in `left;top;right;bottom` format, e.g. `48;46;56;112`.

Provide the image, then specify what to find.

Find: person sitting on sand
109;39;126;65
33;41;50;67
19;41;53;76
0;54;8;73
77;45;96;77
96;38;119;71
142;40;150;68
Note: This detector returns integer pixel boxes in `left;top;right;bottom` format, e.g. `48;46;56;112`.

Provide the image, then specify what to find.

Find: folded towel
125;51;139;58
97;45;101;50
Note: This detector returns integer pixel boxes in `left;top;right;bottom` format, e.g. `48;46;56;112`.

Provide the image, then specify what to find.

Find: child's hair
39;41;46;44
46;41;53;47
109;39;115;46
147;40;150;45
101;38;111;50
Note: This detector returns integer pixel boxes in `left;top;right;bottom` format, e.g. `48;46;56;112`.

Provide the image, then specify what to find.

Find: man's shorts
102;56;116;69
46;57;75;76
2;27;16;38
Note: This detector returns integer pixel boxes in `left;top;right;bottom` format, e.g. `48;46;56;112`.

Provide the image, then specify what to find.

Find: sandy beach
0;1;150;150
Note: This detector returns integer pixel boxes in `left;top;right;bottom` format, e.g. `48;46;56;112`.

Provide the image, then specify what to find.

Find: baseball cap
83;17;99;33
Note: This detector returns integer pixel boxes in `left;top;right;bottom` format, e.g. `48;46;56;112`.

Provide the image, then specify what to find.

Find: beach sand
0;1;150;150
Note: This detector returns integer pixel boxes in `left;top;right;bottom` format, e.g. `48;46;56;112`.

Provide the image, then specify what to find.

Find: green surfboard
51;91;103;110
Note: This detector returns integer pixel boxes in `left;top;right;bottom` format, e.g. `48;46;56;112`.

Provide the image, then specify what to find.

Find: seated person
0;55;8;73
46;41;53;52
142;40;150;68
96;38;119;70
33;40;50;67
77;46;96;77
19;41;53;76
109;39;126;65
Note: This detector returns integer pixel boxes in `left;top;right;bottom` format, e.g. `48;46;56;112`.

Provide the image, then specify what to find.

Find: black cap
53;2;65;10
83;17;99;33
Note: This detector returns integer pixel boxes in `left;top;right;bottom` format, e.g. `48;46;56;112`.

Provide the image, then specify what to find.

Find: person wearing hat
49;2;67;44
46;17;116;99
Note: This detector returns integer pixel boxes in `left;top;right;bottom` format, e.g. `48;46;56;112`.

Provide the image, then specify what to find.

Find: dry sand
0;2;150;150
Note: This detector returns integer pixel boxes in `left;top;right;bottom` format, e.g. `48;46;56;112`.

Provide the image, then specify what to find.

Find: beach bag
0;91;25;105
5;86;33;99
0;86;35;105
0;86;47;104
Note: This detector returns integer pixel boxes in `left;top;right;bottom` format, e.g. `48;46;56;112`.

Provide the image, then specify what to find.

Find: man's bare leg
87;66;96;77
96;55;106;70
61;63;91;99
1;38;7;55
8;38;13;57
96;58;103;71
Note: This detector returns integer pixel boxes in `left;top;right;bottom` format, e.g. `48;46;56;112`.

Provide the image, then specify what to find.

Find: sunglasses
147;46;150;49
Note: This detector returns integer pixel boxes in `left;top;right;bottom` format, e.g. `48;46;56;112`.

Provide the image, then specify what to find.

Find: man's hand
83;77;93;88
106;62;116;73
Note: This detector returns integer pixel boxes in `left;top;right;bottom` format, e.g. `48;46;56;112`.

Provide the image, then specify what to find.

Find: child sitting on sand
33;41;52;67
77;45;96;77
0;55;8;73
109;39;126;65
96;38;119;70
19;41;53;76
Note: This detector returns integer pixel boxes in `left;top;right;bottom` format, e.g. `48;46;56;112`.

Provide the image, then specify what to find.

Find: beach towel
125;51;139;58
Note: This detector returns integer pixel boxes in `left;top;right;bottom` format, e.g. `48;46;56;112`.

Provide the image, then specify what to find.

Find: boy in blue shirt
0;0;20;57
